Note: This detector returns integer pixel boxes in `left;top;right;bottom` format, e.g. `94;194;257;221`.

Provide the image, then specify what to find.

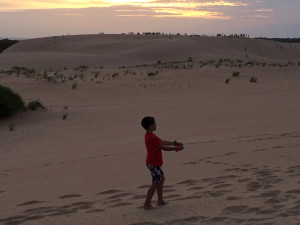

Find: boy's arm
161;140;174;146
161;140;184;146
160;143;184;152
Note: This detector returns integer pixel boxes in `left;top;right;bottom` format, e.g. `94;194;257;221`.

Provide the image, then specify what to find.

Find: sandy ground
1;35;300;225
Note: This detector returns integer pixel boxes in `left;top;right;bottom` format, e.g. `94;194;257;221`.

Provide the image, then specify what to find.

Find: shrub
250;77;258;83
232;71;240;77
9;124;14;131
27;100;46;111
112;73;119;79
225;78;230;84
0;85;25;118
147;72;156;77
187;57;193;62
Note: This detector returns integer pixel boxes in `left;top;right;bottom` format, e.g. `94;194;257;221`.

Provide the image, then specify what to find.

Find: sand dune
0;35;300;225
1;34;299;70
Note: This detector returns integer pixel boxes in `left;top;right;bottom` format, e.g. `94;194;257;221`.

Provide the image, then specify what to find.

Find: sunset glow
1;0;246;19
1;0;299;38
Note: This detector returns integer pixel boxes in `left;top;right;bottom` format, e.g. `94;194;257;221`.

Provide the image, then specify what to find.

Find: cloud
0;0;246;19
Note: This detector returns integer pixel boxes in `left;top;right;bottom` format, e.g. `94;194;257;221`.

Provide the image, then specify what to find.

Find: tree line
0;39;18;53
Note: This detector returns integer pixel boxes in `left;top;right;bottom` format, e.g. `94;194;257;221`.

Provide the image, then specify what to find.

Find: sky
1;0;300;39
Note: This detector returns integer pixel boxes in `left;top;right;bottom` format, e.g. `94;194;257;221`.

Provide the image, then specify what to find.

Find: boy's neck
147;130;153;133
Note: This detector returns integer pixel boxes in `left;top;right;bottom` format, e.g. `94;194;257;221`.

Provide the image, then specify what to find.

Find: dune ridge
1;34;299;70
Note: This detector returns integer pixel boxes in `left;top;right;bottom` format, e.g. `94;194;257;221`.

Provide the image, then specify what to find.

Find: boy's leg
157;177;167;205
144;182;158;209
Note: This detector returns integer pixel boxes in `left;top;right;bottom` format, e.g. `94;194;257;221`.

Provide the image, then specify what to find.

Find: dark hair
141;116;155;130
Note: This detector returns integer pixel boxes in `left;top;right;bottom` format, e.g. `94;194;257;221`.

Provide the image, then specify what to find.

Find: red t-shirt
145;132;163;166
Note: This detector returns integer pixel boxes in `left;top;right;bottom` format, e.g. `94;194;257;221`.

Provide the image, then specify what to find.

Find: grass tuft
232;71;240;77
27;100;46;111
250;77;258;83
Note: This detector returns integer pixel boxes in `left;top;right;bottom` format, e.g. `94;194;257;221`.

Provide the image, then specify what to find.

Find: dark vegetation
0;39;18;53
257;38;300;43
0;84;46;119
0;85;24;118
27;101;46;111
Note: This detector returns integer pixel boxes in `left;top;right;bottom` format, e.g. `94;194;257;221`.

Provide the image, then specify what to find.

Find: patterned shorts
146;164;165;183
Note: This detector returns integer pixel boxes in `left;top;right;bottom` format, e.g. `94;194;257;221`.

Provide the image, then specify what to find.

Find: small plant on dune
27;100;46;111
147;72;156;77
0;85;25;118
80;65;88;70
9;124;15;131
62;114;67;120
72;82;77;89
79;73;85;80
187;57;193;62
225;78;230;84
232;71;240;77
93;72;100;78
62;106;68;120
250;77;258;83
112;72;119;79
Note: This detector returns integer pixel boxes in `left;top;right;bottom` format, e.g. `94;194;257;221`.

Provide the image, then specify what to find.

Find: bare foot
157;201;168;206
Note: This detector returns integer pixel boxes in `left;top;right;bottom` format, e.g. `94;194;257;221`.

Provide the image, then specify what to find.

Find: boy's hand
177;142;184;146
174;141;184;146
174;145;184;152
178;145;184;151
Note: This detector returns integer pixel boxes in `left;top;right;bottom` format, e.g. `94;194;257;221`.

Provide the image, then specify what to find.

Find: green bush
0;85;25;118
187;57;193;62
250;77;258;83
232;71;240;77
27;100;46;111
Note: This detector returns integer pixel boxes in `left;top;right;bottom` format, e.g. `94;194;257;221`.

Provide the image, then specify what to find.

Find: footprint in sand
110;202;133;208
224;152;237;156
132;194;146;200
86;209;105;213
129;222;164;225
272;145;284;149
96;189;122;195
17;200;46;207
58;194;82;199
137;185;149;189
3;201;98;225
253;148;268;152
164;194;182;200
105;192;133;200
222;205;260;214
227;196;243;201
177;180;198;186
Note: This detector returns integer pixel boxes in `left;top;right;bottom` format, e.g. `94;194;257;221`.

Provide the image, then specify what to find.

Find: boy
141;116;184;209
